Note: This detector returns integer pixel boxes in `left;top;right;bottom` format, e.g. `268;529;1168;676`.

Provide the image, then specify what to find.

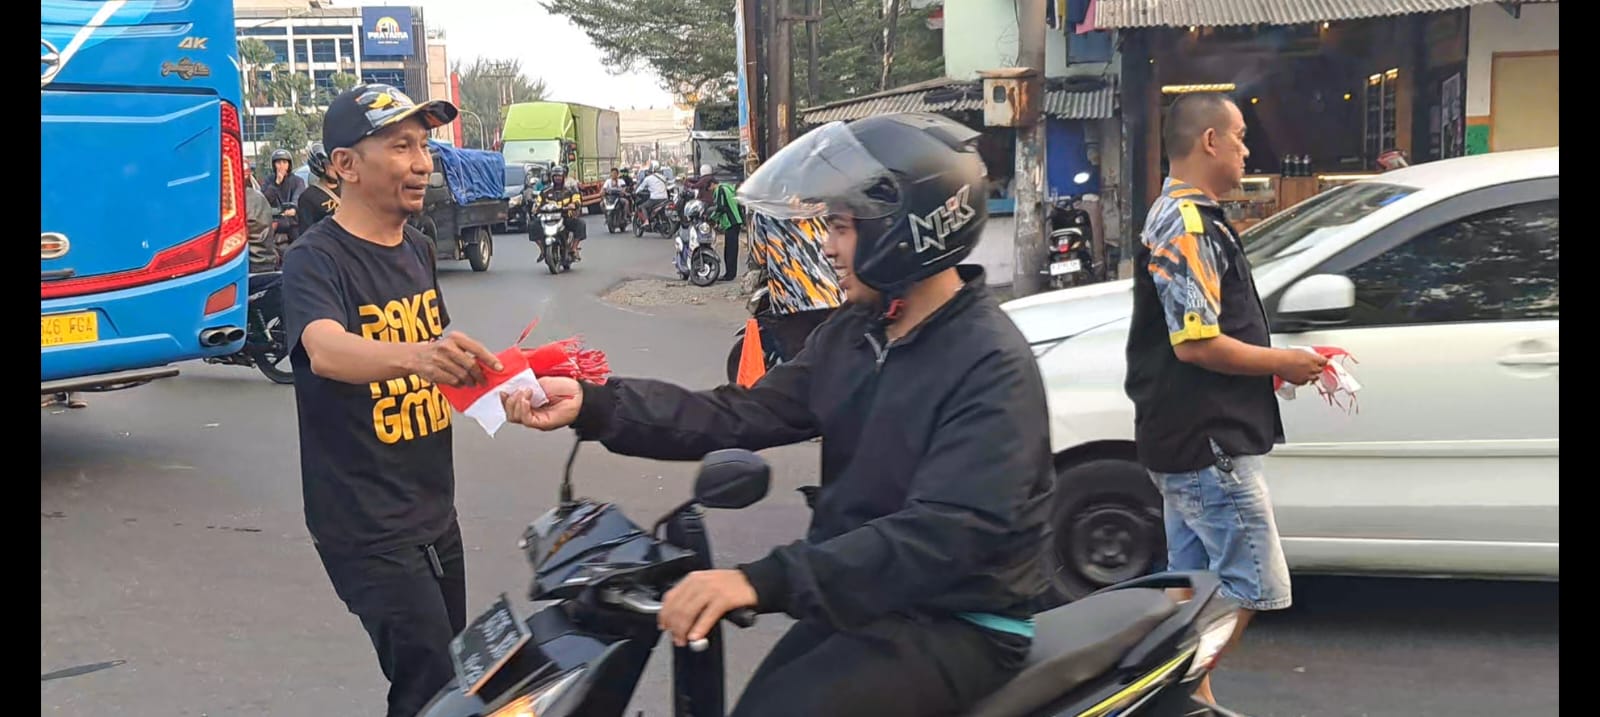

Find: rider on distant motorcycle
536;164;586;262
297;143;340;234
637;166;671;227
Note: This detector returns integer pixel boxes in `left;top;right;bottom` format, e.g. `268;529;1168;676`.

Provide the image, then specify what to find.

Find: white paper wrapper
457;368;548;436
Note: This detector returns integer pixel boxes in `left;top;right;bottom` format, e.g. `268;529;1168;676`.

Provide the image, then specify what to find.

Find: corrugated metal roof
1094;0;1550;29
801;78;1116;125
1044;83;1117;119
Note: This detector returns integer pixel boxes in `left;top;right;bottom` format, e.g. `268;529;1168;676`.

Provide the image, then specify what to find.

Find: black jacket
264;173;306;210
573;266;1054;630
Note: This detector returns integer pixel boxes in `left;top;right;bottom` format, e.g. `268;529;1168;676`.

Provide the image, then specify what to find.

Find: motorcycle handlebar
602;587;759;653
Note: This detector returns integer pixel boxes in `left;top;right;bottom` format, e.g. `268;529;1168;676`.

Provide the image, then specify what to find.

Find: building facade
234;0;445;156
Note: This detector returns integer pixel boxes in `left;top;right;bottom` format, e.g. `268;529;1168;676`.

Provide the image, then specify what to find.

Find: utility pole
1012;0;1047;296
806;0;821;106
769;0;794;152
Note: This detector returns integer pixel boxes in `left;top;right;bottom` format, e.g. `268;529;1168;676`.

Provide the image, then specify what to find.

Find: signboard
362;7;414;58
734;0;754;162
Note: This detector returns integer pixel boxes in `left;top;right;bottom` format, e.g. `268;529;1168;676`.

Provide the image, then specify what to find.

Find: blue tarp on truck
430;141;505;205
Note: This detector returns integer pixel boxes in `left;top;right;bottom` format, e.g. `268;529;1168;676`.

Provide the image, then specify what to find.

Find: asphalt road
42;217;1558;716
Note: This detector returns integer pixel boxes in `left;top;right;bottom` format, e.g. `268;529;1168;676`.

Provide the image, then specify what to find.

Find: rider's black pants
317;520;467;717
721;225;740;281
730;613;1029;717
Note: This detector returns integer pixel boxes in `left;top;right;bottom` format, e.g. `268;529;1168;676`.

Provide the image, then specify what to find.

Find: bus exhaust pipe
200;326;244;347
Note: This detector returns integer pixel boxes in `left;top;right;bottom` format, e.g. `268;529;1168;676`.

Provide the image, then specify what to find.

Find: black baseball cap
322;83;458;153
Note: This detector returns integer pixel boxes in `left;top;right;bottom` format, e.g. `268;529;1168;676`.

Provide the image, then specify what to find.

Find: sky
333;0;676;109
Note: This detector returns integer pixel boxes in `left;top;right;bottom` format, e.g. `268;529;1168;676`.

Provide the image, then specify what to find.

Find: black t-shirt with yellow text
281;219;455;556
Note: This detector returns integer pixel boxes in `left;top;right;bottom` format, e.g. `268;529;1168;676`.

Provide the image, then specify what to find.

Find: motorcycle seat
965;588;1176;717
248;271;283;292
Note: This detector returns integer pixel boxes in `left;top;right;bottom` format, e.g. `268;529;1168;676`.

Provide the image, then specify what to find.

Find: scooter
419;446;1250;717
533;202;575;275
202;265;293;384
603;188;629;234
1045;195;1095;290
674;199;722;287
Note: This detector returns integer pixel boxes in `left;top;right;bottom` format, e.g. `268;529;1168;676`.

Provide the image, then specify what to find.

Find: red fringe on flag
520;337;611;384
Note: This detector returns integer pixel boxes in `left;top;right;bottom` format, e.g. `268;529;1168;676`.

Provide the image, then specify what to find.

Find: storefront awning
1091;0;1553;29
800;78;1117;125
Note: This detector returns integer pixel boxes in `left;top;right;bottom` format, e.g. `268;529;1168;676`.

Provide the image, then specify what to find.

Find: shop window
1341;199;1558;327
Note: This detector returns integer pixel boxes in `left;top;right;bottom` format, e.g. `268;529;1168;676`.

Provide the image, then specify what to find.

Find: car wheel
1038;458;1166;608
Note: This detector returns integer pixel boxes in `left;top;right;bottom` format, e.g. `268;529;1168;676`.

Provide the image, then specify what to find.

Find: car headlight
489;667;586;717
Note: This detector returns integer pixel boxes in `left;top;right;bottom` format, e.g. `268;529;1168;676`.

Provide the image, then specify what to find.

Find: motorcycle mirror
428;172;445;189
692;449;771;509
1073;171;1092;185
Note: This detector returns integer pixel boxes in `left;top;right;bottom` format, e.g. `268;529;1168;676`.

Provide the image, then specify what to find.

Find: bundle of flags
1274;346;1362;414
437;321;612;436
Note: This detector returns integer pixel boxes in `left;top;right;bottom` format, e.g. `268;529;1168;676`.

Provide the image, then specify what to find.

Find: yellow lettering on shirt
359;289;452;444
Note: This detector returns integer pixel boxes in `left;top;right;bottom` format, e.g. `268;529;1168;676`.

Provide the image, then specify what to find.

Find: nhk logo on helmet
909;185;976;253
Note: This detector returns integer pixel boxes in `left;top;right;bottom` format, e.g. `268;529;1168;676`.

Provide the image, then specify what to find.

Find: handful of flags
437;320;612;436
1274;345;1361;414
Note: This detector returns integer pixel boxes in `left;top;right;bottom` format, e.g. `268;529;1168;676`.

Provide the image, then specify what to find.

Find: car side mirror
692;449;771;509
428;172;445;189
1274;274;1355;331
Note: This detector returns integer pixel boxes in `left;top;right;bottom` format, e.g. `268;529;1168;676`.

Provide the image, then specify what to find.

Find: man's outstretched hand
660;569;758;647
501;377;583;430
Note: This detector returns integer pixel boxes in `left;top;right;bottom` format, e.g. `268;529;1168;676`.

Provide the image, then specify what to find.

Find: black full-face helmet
306;143;331;180
737;112;988;294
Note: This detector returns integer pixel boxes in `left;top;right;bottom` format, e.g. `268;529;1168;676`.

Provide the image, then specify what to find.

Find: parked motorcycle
674;199;722;287
202;270;293;384
533;201;575;275
1045;195;1095;290
418;446;1247;717
603;188;628;234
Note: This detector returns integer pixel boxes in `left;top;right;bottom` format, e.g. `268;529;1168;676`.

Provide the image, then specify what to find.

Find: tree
543;0;941;107
453;58;549;149
543;0;737;98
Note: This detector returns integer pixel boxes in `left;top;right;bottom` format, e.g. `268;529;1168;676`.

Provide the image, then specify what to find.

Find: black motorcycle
631;191;678;238
420;445;1249;717
603;188;629;234
532;201;576;275
1045;196;1096;290
202;271;293;384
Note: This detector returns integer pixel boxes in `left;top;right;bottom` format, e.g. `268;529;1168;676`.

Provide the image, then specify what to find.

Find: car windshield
504;165;527;186
502;140;562;165
1243;182;1417;268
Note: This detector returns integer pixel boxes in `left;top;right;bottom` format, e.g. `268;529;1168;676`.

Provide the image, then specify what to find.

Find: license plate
42;311;98;347
1049;259;1082;276
450;594;532;697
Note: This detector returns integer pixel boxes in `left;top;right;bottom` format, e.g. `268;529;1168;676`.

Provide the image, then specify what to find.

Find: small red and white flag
436;320;612;436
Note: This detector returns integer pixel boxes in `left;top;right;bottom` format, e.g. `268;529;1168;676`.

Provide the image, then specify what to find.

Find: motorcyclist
602;167;631;224
684;163;717;203
263;148;307;243
245;171;277;273
296;143;340;234
638;165;671;227
535;164;587;262
498;112;1053;717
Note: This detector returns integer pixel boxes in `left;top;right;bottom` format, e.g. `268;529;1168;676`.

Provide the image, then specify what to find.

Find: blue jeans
1149;449;1292;611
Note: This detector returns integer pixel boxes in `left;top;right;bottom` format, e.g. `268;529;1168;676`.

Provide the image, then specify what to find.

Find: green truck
499;101;621;212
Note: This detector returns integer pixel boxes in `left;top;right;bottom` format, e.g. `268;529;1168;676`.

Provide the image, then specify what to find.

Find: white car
1003;148;1559;600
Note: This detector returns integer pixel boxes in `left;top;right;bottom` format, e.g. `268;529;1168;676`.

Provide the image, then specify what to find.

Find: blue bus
42;0;249;394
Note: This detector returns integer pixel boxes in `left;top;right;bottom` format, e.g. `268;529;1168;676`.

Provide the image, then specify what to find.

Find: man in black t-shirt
282;84;501;717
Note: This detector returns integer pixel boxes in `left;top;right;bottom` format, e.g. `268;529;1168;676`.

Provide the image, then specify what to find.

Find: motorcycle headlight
698;222;711;234
509;195;523;207
489;667;586;717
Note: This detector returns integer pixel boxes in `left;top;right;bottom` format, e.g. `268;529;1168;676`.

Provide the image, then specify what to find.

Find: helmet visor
737;122;900;222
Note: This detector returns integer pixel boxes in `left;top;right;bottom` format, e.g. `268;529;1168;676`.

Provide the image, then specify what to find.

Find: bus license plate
1049;260;1081;276
42;312;98;347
